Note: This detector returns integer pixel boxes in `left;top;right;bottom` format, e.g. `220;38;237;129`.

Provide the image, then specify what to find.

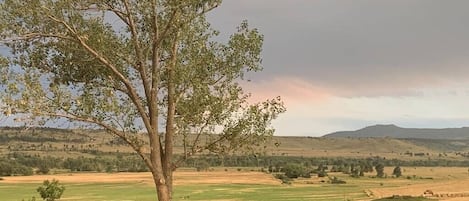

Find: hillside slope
323;124;469;140
2;127;469;160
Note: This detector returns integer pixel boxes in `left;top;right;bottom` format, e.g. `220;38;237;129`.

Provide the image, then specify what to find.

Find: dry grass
3;167;469;201
0;170;280;186
369;167;469;200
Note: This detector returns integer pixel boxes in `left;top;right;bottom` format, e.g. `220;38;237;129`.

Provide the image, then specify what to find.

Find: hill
323;124;469;140
2;127;469;161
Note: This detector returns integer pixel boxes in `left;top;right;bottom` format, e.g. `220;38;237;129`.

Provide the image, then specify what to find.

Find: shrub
317;171;327;177
0;161;33;176
274;174;292;184
392;166;402;177
37;179;65;201
329;176;346;184
105;165;114;173
36;164;50;175
283;164;310;179
375;163;385;178
195;161;210;172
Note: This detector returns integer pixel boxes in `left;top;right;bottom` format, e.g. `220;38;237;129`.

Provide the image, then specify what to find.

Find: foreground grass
1;182;369;201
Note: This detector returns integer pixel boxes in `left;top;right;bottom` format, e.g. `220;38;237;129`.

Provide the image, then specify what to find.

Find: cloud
242;76;332;105
243;76;469;136
210;0;469;97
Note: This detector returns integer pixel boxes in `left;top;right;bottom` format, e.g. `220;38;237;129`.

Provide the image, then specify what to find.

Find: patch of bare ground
0;171;280;186
370;179;469;200
174;171;280;185
365;167;469;200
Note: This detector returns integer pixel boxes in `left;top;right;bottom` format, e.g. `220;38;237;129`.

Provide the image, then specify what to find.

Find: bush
329;176;346;184
0;161;33;176
195;161;210;172
375;163;385;178
105;165;114;173
274;174;292;184
317;171;327;177
36;164;50;175
392;166;402;177
283;164;310;179
37;179;65;201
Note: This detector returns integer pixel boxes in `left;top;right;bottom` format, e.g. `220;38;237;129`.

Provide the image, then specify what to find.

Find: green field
2;166;458;201
1;182;372;201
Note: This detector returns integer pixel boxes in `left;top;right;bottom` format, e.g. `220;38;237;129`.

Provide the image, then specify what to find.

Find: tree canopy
0;0;285;200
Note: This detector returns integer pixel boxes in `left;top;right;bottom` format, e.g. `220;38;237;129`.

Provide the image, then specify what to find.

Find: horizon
2;123;469;138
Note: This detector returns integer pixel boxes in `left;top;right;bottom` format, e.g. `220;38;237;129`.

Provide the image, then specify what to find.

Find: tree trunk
164;28;179;198
153;171;171;201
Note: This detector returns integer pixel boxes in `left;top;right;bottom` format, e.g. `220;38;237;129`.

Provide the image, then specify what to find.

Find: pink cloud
242;76;332;106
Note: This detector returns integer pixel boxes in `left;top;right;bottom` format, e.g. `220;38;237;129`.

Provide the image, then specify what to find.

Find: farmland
2;128;469;200
1;167;469;201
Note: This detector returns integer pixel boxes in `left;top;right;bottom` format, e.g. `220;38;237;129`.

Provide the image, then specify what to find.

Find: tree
283;163;310;179
195;160;210;172
392;166;402;177
0;1;285;200
36;163;50;175
350;165;361;178
375;163;385;178
36;179;65;201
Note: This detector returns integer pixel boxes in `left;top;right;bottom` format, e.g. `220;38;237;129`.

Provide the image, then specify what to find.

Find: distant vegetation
3;151;469;178
2;127;469;179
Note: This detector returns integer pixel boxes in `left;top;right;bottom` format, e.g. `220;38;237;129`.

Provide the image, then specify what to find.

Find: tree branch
44;12;154;138
36;111;152;169
156;9;177;46
122;0;151;102
1;33;74;43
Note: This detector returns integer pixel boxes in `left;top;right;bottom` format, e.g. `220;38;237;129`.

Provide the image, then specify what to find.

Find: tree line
2;152;469;177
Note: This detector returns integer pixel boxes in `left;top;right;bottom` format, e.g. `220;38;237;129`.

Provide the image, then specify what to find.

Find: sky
207;0;469;136
3;1;469;136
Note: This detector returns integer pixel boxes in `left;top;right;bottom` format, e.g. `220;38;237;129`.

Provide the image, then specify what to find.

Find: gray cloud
208;0;469;96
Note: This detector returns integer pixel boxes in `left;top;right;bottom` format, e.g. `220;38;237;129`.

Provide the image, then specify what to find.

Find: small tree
350;165;361;178
392;166;402;177
375;163;385;178
36;163;50;175
195;160;210;172
314;164;328;177
37;179;65;201
329;176;346;184
283;164;310;179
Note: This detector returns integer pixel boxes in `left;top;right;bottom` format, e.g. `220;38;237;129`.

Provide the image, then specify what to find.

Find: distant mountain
323;124;469;140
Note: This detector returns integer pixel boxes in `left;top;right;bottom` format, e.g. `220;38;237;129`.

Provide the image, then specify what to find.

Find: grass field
1;181;369;201
2;167;469;201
